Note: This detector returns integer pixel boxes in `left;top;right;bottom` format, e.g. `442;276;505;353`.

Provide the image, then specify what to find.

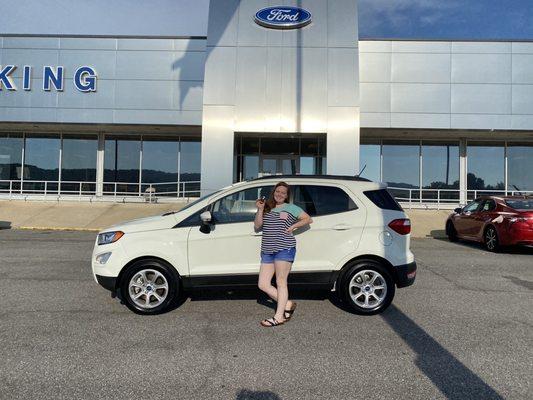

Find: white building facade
0;1;532;204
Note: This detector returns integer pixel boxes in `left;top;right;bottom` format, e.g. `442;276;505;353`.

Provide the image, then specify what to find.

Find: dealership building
1;0;532;205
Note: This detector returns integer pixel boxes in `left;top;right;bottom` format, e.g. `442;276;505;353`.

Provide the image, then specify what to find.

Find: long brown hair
264;181;291;213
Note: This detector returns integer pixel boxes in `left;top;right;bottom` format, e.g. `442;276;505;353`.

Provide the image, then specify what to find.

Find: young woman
254;182;313;327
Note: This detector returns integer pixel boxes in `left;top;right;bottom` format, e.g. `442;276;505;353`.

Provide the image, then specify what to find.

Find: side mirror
199;211;212;234
200;211;212;224
454;207;462;214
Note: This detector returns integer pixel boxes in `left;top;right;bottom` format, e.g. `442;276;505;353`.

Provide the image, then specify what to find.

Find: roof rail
248;174;372;182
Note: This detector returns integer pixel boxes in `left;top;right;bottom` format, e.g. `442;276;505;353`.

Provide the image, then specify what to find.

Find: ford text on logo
254;6;312;29
0;65;97;92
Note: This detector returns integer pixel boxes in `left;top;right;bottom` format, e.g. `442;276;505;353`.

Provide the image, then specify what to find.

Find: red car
446;196;533;252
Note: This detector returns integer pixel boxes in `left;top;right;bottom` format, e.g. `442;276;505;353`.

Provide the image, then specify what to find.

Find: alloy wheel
348;269;388;309
128;269;169;309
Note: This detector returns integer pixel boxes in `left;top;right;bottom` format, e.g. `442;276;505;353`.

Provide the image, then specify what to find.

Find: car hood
103;213;177;234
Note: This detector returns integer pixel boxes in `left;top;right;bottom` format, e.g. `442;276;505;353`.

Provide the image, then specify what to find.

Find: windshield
505;199;533;210
164;190;221;215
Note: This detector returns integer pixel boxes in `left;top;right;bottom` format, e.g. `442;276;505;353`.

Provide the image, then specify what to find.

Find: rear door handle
332;224;353;231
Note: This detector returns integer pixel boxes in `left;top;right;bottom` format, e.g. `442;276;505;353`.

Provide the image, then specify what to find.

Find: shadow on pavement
0;221;11;230
381;304;504;400
432;236;533;255
236;389;281;400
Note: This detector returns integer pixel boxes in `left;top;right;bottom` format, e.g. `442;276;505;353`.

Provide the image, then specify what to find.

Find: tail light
388;219;411;235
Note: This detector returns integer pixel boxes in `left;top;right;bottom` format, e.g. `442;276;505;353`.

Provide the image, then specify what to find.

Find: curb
17;226;100;232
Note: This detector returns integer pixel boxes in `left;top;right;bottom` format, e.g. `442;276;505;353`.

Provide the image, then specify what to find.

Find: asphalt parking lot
0;230;531;400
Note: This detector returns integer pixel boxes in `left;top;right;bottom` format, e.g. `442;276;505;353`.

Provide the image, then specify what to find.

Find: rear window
293;185;357;216
505;199;533;210
364;189;403;211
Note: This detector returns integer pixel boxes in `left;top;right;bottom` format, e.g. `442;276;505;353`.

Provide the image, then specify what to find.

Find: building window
507;143;533;192
142;138;179;196
382;141;420;200
233;135;326;182
422;141;460;202
0;134;23;181
24;135;60;193
467;142;504;192
179;139;201;195
61;135;97;194
104;136;141;193
359;143;381;182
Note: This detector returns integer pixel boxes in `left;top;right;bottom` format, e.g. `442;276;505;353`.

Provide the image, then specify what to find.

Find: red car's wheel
446;221;458;242
484;226;500;252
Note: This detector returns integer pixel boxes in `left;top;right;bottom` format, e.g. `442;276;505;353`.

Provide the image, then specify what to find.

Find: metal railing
1;179;532;208
388;187;533;210
0;179;201;203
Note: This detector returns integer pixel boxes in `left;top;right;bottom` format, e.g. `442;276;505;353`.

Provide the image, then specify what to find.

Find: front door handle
250;232;262;236
332;224;353;231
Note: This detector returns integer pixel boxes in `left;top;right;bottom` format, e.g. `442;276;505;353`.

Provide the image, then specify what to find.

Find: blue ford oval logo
254;6;312;29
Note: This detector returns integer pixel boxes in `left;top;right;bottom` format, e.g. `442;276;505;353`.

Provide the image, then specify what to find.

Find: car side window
175;206;208;228
463;200;481;213
211;185;273;224
293;185;357;217
480;200;496;212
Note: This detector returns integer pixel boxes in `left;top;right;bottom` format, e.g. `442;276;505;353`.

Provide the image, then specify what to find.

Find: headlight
97;231;124;245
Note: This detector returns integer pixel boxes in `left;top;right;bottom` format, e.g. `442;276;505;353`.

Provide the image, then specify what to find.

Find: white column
200;106;235;195
96;132;105;196
327;107;360;175
459;138;467;204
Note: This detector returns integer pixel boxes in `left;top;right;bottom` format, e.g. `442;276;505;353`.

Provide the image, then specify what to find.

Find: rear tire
446;221;458;242
340;260;395;315
484;226;500;253
120;258;180;315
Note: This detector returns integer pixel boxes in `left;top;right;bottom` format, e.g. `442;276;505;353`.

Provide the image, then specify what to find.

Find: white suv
92;175;416;315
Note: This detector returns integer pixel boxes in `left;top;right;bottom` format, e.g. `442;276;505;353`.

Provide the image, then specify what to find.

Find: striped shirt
260;203;304;254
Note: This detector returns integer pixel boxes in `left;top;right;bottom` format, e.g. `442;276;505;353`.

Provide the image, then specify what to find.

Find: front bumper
395;261;417;288
96;275;117;292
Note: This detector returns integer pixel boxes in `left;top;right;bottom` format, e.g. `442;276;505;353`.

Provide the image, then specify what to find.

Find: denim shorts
260;247;296;264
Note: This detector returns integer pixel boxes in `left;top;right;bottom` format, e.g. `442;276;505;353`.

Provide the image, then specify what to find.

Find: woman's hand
285;225;296;234
255;198;265;211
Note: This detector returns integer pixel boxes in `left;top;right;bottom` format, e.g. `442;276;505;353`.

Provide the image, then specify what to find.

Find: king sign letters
0;65;98;92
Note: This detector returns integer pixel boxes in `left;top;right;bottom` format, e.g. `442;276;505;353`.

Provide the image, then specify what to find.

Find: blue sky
358;0;533;40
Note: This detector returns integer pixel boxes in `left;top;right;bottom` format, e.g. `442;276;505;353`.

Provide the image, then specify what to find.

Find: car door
454;199;482;238
291;184;365;273
186;185;273;277
473;199;497;238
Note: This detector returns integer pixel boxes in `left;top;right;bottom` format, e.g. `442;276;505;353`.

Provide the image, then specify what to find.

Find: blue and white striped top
260;203;304;254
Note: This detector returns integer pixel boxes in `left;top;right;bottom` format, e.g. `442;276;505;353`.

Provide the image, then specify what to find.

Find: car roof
250;174;372;182
475;195;533;201
245;174;385;190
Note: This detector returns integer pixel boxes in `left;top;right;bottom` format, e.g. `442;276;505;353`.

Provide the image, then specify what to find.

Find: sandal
284;302;297;321
260;317;284;327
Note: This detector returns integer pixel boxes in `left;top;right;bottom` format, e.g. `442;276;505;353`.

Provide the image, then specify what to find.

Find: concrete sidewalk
0;200;450;238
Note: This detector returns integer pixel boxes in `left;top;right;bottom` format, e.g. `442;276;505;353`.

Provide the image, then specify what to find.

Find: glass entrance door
259;156;298;177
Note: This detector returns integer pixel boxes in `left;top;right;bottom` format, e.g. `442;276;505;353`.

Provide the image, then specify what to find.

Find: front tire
446;221;458;242
340;260;395;315
120;259;179;315
484;226;500;253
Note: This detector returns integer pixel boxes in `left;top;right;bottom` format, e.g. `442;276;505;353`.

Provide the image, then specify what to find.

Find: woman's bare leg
258;262;294;317
273;260;293;322
258;263;277;300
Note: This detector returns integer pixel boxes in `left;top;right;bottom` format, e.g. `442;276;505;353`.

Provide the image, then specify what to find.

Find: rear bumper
96;275;117;292
395;261;417;288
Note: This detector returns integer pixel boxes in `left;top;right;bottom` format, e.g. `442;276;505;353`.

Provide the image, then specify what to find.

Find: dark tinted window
293;185;357;216
505;199;533;210
364;189;403;211
480;200;496;212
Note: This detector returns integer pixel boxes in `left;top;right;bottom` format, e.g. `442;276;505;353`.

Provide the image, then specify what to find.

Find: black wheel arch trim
116;255;181;293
